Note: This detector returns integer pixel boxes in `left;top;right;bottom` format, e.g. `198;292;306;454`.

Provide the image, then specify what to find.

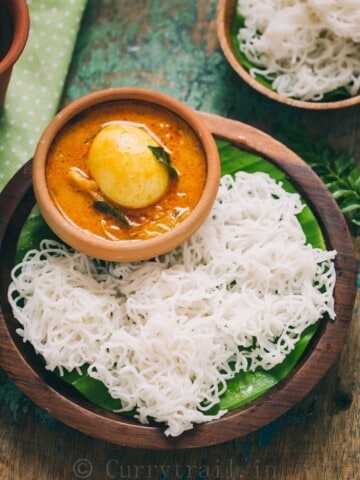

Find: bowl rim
216;0;360;110
0;112;357;450
32;87;221;261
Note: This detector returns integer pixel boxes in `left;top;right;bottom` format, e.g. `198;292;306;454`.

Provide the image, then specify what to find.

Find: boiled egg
86;122;170;209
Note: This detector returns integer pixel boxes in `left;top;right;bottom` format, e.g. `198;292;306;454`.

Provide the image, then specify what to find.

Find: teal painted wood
63;0;360;160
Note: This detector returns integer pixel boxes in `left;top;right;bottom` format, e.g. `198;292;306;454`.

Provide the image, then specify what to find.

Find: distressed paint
63;0;360;160
64;0;293;125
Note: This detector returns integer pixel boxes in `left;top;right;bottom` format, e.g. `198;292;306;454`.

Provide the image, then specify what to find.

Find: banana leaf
15;140;327;415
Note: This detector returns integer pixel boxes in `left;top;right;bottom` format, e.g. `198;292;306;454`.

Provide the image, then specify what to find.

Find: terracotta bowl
32;87;220;262
217;0;360;110
0;0;30;109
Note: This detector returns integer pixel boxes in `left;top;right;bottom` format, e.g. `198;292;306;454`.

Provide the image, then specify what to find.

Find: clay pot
0;0;30;109
33;87;221;262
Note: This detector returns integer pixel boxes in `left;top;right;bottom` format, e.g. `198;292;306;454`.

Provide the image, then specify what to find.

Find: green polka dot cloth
0;0;87;191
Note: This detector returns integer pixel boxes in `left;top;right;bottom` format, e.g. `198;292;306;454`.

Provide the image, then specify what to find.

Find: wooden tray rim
0;112;357;449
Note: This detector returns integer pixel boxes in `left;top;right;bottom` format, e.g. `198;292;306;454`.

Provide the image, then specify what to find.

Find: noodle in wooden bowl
217;0;360;109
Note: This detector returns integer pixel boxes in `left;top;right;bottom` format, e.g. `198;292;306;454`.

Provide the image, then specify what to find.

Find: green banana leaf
15;140;327;415
230;9;351;102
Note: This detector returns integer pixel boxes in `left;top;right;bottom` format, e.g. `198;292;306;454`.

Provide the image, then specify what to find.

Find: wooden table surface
1;1;359;479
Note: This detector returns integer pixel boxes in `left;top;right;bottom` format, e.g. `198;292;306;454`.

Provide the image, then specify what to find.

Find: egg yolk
86;123;170;209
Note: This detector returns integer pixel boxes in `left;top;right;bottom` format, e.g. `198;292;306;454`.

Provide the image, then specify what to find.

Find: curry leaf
352;211;360;226
338;196;360;214
348;167;360;193
280;125;360;236
148;145;179;180
93;201;131;229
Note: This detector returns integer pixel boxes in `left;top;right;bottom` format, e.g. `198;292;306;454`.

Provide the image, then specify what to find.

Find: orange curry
46;101;207;241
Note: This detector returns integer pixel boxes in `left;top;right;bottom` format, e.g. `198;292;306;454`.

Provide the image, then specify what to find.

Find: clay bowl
32;87;220;262
217;0;360;110
0;112;357;449
0;0;30;109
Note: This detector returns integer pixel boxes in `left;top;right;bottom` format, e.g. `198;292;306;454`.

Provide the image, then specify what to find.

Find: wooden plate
217;0;360;110
0;113;356;449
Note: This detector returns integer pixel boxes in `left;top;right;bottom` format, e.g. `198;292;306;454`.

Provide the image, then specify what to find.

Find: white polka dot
0;0;87;190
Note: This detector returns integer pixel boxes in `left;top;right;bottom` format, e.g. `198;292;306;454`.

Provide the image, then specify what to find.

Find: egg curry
46;101;207;241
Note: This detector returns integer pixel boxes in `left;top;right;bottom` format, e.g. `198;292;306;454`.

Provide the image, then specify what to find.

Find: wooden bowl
0;113;356;449
32;87;220;262
217;0;360;110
